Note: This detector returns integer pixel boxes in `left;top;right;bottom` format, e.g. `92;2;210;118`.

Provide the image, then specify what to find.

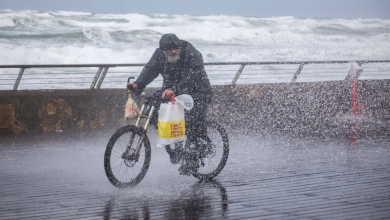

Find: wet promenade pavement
0;128;389;220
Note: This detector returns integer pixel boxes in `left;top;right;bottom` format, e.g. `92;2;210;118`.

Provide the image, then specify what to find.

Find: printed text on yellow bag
158;119;186;139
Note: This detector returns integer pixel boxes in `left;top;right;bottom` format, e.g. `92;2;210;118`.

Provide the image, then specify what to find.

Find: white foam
48;11;92;16
0;10;389;65
0;18;15;27
0;45;154;64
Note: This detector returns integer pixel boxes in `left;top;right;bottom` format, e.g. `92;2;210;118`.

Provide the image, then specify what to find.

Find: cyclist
127;33;213;175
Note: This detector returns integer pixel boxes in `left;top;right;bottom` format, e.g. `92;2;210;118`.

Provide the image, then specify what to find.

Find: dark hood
159;33;183;50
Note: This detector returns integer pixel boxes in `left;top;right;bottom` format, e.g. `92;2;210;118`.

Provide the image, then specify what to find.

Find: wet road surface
0;128;389;219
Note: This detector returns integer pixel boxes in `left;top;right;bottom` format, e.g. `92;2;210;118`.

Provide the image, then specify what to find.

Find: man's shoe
165;145;181;164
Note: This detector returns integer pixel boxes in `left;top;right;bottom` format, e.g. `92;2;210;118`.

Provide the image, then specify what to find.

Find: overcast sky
1;0;390;19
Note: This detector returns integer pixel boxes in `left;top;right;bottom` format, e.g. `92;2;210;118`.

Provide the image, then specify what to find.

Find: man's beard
165;51;181;63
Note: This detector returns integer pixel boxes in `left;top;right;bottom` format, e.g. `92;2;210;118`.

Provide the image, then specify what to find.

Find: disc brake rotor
124;149;138;167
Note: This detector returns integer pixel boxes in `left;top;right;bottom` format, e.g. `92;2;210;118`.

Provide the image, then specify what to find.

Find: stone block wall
0;89;127;134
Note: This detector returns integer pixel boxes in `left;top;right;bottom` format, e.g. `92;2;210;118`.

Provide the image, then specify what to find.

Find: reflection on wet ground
0;129;389;219
103;179;228;220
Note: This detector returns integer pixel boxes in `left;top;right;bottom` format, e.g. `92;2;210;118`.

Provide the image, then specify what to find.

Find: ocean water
0;10;390;89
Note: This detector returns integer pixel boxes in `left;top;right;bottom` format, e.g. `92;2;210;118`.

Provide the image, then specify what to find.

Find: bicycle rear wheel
193;121;229;180
104;125;151;187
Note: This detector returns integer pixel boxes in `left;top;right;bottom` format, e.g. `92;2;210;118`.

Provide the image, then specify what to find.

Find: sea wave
0;9;389;65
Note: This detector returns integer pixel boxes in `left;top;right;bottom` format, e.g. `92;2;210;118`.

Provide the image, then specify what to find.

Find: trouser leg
185;101;208;146
178;101;209;175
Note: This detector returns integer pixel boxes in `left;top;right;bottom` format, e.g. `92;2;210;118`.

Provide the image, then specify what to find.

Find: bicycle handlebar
127;77;135;84
127;76;144;96
149;91;170;103
127;77;170;103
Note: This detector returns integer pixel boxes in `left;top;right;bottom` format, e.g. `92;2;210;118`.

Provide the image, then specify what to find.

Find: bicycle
103;77;229;188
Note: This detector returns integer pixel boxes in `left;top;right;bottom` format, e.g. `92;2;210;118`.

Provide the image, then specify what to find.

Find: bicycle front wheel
104;125;151;188
193;120;229;180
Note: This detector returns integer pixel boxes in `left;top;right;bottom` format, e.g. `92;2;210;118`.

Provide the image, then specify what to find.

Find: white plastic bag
175;94;194;110
124;93;140;118
156;96;186;147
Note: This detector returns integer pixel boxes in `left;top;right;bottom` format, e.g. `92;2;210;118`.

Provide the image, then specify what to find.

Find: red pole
349;63;361;144
350;79;358;144
351;78;359;116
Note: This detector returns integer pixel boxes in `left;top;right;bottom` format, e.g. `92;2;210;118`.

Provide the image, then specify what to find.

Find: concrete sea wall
1;80;389;137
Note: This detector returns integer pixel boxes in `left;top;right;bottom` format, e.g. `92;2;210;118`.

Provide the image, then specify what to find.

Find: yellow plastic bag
124;93;140;118
156;96;186;147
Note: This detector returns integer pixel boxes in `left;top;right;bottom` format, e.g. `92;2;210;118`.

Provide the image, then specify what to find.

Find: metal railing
0;60;389;91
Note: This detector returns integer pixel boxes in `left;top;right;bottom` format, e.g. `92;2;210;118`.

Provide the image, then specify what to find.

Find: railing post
345;61;363;80
291;63;305;83
90;67;103;89
13;68;26;90
231;64;246;85
96;67;110;89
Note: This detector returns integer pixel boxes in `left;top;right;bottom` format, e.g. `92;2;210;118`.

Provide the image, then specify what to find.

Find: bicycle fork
122;104;155;160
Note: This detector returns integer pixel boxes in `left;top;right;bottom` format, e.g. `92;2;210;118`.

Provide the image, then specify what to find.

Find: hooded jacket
134;34;213;104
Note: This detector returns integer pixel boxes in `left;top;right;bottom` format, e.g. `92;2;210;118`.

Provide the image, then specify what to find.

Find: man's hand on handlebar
127;83;138;91
162;89;174;99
